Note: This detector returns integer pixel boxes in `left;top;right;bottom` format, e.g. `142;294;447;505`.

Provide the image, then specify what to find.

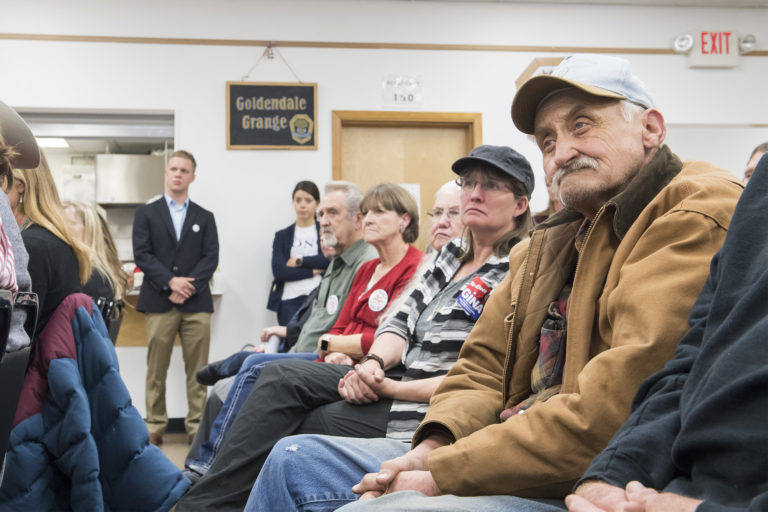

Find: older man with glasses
426;180;463;254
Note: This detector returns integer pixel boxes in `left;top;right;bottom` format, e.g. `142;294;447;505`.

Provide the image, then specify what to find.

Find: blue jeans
205;350;254;380
187;351;317;474
245;435;410;511
246;435;567;512
336;492;567;511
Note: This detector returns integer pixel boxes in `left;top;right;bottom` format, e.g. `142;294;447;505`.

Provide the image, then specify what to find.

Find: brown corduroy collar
535;145;682;240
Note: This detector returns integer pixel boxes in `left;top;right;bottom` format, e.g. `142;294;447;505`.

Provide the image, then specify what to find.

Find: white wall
2;0;767;417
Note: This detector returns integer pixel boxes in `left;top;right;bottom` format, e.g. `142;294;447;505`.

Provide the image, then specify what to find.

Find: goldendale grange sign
227;82;317;150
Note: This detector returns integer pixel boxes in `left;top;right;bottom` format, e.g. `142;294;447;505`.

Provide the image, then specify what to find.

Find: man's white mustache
552;157;599;189
321;231;338;247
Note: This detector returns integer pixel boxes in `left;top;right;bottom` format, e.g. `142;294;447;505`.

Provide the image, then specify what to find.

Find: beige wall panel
340;125;468;251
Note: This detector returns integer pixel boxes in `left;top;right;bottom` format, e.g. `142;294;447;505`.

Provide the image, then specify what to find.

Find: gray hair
324;180;364;218
749;142;768;162
619;100;646;122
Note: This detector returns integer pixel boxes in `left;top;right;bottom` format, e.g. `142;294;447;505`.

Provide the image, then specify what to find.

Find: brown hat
0;100;40;169
511;55;655;135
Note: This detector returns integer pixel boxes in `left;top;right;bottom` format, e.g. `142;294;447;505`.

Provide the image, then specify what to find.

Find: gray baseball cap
0;100;40;169
452;145;535;196
512;54;655;135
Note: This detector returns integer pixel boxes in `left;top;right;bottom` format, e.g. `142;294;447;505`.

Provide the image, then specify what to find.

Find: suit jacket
133;197;219;314
266;221;328;312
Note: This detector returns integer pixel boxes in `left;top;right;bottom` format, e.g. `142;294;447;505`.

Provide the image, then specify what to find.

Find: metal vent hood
96;154;165;204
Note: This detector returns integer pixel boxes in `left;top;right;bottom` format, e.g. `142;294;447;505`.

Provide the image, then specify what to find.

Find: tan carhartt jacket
414;146;743;498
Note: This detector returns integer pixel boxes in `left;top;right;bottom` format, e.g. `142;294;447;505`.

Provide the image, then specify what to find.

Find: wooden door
332;111;481;250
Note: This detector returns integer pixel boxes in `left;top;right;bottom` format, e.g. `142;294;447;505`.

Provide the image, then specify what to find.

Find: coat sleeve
300;223;330;270
301;253;330;270
132;205;173;293
188;211;220;292
413;242;528;445
577;253;716;490
45;357;104;511
271;227;314;282
420;209;732;498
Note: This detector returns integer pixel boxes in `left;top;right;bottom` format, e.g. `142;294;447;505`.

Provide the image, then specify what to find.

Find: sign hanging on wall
381;75;423;108
688;30;739;68
227;82;317;150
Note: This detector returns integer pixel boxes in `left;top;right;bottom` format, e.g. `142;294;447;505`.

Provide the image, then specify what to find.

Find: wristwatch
320;335;331;352
359;353;385;370
295;257;303;267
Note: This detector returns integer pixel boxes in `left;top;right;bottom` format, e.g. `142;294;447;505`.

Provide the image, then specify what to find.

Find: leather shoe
149;432;163;446
195;364;220;386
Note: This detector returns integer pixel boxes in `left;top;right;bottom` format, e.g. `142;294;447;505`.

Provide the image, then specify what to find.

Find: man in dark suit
133;150;219;446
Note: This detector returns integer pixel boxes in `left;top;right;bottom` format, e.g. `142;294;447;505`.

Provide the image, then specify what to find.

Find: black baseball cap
452;145;535;196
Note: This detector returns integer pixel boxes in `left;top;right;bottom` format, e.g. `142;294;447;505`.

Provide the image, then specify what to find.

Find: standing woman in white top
267;181;330;326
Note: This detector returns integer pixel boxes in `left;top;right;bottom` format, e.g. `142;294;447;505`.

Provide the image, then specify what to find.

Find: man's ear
353;212;363;230
641;108;666;150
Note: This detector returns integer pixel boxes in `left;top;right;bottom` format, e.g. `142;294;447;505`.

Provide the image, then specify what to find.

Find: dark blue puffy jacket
0;293;189;511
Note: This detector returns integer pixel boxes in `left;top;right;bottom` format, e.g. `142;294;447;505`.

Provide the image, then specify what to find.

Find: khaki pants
145;309;211;436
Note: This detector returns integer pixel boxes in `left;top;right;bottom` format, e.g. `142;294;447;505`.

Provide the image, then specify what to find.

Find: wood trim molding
516;57;564;90
3;32;766;56
331;111;482;179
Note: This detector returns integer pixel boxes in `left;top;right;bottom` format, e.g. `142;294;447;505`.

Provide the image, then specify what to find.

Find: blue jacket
266;222;329;312
0;294;189;511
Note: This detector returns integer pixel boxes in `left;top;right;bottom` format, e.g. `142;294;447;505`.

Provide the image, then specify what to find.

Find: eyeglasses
455;176;513;194
427;208;461;222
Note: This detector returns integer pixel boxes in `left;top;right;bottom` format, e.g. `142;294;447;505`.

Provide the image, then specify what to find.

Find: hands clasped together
351;437;442;501
168;276;195;304
337;362;397;404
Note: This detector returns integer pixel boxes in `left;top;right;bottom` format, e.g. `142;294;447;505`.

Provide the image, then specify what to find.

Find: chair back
0;291;38;460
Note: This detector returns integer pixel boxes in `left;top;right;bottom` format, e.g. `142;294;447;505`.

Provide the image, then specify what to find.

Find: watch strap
359;353;385;370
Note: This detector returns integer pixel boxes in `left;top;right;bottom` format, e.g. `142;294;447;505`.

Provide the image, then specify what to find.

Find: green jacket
290;238;377;353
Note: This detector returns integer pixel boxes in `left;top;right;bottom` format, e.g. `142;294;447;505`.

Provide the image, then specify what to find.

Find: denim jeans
245;435;410;512
187;351;317;474
337;492;567;511
205;350;254;381
245;435;567;511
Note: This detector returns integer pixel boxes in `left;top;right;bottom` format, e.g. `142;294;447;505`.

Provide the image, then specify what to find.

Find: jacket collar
535;145;682;240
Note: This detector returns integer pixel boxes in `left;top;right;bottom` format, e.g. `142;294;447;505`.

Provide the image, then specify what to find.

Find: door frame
331;111;482;179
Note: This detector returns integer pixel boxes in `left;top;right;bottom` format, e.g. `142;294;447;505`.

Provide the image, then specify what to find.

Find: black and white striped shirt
375;238;512;442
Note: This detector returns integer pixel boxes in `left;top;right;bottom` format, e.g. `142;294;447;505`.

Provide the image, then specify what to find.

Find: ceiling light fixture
673;33;694;54
35;137;69;148
739;34;756;54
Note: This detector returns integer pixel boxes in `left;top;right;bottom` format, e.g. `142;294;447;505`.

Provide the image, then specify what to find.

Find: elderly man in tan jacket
243;55;743;512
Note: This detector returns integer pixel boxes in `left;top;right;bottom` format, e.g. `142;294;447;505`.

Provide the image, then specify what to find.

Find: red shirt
328;244;423;353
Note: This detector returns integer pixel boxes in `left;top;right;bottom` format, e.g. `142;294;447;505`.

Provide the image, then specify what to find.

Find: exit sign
688;30;739;68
